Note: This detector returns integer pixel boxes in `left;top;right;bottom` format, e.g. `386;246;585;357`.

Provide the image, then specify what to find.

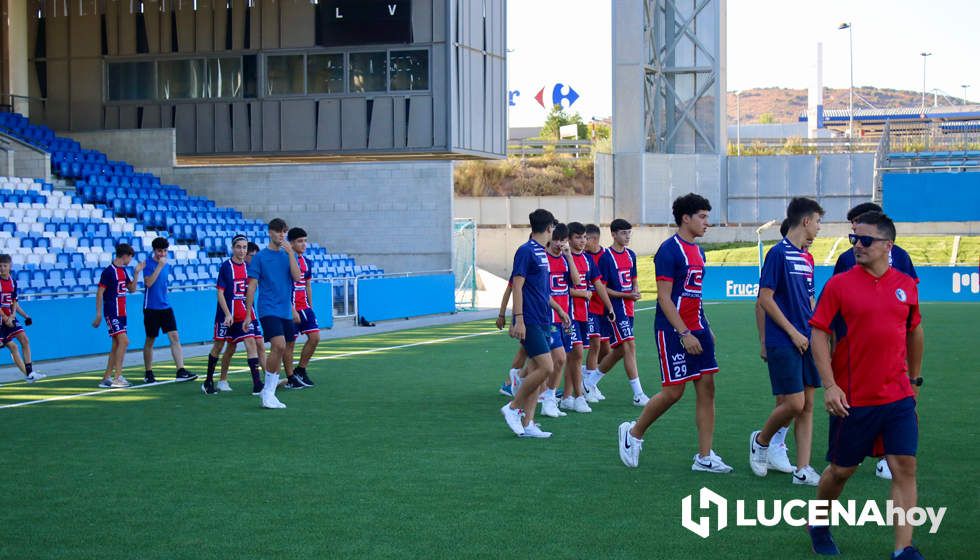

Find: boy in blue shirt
142;237;197;384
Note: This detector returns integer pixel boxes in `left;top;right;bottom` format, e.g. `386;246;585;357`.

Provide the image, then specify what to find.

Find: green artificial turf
0;303;976;559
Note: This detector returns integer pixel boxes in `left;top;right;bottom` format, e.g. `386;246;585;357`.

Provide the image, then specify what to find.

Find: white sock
580;365;587;375
589;369;605;385
771;427;788;447
629;377;644;397
263;372;279;395
509;368;520;379
544;388;556;400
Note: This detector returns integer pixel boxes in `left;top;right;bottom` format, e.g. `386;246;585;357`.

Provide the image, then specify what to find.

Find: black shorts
144;308;177;338
260;316;296;344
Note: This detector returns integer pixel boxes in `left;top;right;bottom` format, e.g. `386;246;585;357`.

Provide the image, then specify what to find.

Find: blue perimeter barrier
883;173;980;222
703;265;980;302
5;284;334;364
356;274;456;322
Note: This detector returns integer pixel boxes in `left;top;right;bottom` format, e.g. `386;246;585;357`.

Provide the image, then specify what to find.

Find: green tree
758;112;776;124
540;105;587;140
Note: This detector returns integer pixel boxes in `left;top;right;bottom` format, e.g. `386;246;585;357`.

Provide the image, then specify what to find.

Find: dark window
208;58;243;99
243;55;258;98
106;62;155;101
307;54;344;94
349;52;386;93
266;55;305;95
389;50;428;91
157;59;207;100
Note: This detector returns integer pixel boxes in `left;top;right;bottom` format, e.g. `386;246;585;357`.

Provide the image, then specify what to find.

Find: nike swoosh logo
698;461;713;468
876;466;884;472
624;434;631;449
794;473;807;481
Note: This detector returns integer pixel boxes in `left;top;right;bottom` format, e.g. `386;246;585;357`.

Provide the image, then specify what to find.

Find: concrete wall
64;129;176;172
454;195;612;227
0;133;51;181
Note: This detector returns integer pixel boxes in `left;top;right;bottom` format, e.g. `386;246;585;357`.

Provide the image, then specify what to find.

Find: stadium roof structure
799;104;980;136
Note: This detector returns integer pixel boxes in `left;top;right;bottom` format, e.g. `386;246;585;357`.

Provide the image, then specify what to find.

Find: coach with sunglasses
806;211;926;560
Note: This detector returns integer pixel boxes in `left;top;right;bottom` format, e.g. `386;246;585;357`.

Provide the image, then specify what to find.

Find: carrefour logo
952;272;979;294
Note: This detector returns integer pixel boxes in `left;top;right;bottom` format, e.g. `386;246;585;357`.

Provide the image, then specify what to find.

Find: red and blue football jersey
293;255;313;312
216;259;250;323
547;252;572;324
570;251;598;322
586;248;606;315
0;276;17;317
599;247;638;319
99;265;131;317
653;234;706;331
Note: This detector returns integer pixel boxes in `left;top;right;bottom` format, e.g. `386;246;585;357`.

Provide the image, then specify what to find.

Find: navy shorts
260;316;296;343
587;313;606;341
296;308;319;335
0;318;24;345
548;323;571;352
104;314;127;337
249;319;263;340
656;328;719;386
766;345;821;395
570;320;588;349
602;315;634;348
214;320;253;343
521;322;551;358
827;397;918;467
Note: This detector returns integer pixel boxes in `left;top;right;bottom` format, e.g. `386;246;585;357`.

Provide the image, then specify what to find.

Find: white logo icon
895;288;907;302
681;487;728;539
952;272;980;294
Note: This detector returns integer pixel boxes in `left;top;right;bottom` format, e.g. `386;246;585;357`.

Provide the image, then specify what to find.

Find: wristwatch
909;376;923;387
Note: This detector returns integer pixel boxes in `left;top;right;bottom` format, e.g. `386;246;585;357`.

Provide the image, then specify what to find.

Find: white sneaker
25;372;46;383
692;450;734;474
767;442;795;473
559;396;575;410
572;396;592;413
519;422;552;439
618;421;642;468
632;394;649;407
541;398;562;418
749;430;768;477
110;376;131;388
793;465;821;486
216;380;233;392
875;458;893;480
582;383;600;403
592;383;606;401
261;392;287;409
500;403;525;436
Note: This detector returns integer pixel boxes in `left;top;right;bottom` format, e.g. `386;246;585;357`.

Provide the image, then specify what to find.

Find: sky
506;0;980;127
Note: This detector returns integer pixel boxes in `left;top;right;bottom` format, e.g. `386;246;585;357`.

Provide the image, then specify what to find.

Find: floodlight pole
920;52;932;115
735;91;741;156
963;85;971;105
838;23;854;140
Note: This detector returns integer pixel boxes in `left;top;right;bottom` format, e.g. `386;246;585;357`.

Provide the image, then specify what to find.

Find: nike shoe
632;394;649;407
143;371;157;384
691;450;734;473
175;369;198;382
618;421;642;468
216;380;233;392
592;383;606;401
559;396;575;410
767;442;795;473
110;376;131;388
201;380;218;395
572;396;592;413
540;398;562;418
500;404;525;436
519;422;552;439
875;458;893;480
296;369;315;387
498;383;513;397
261;392;287;409
806;525;840;555
749;430;769;476
25;372;45;383
285;375;307;389
98;378;113;388
582;383;599;403
893;546;925;560
792;465;821;486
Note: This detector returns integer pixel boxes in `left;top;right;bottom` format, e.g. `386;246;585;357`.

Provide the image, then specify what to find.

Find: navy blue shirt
760;238;815;348
248;248;294;320
511;239;551;327
143;257;170;310
833;245;918;281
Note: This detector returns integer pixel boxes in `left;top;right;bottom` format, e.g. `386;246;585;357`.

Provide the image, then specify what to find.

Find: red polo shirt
810;266;921;407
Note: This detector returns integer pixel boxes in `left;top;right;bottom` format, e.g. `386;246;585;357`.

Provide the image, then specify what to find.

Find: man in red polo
806;211;925;559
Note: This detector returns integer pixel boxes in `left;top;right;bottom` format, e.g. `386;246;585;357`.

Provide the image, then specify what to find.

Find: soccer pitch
0;303;976;559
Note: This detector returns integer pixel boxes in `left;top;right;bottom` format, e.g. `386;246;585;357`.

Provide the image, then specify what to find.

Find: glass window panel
208;57;242;99
243;55;258;99
106;62;155;101
307;54;344;94
389;50;428;91
157;59;207;100
266;55;305;96
349;52;387;93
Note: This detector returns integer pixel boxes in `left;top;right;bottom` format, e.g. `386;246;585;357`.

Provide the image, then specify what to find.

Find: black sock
206;354;218;383
294;366;306;376
145;369;153;377
247;358;261;386
25;363;33;375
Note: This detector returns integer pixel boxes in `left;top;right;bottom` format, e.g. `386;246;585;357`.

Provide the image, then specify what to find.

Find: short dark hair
116;243;135;257
779;218;790;237
529;209;556;233
672;193;712;226
232;234;249;246
610;218;632;233
287;227;308;242
786;197;825;228
846;202;883;222
567;221;586;236
584;224;601;236
853;211;896;241
268;218;288;232
552;223;569;241
246;242;260;254
151;237;169;251
0;254;11;264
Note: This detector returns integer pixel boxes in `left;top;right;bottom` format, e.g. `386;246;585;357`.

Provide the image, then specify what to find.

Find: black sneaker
143;371;157;384
201;380;217;395
285;375;306;389
176;369;199;382
251;384;265;396
298;370;315;387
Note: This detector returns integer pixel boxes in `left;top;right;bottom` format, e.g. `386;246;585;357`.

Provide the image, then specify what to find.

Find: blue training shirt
511;239;551;327
760;238;815;348
833;245;918;281
143;257;170;310
248;247;294;320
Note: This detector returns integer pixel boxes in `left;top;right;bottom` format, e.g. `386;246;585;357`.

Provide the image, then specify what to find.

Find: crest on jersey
895;288;907;302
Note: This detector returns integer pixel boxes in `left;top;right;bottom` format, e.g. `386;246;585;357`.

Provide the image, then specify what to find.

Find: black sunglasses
848;233;890;247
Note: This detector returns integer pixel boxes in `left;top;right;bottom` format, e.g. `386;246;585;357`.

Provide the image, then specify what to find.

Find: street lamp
920;52;932;115
963;85;971;105
838;23;854;139
735;90;741;156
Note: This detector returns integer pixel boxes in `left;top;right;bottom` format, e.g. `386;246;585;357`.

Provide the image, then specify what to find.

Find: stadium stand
0;112;382;300
885;149;980;169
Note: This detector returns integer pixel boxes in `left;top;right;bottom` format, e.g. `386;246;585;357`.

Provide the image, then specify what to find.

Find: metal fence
453;219;477;310
506;139;594;158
